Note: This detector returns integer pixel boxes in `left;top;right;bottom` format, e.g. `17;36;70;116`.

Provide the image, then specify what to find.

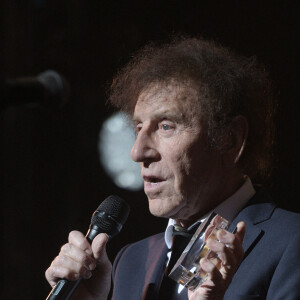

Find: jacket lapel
229;188;276;255
141;234;168;300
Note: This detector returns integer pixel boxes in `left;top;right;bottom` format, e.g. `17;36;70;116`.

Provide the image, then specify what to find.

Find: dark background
0;1;299;299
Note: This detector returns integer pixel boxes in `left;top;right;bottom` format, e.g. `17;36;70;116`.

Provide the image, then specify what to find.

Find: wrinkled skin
45;232;111;300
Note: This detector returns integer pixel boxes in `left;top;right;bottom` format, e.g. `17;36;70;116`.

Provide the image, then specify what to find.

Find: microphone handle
46;228;100;300
46;279;82;300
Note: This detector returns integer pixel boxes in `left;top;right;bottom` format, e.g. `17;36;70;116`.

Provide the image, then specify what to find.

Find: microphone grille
91;195;130;235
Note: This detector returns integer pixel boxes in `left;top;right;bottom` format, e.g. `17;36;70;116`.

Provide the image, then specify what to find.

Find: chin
149;206;169;218
148;200;181;219
148;202;168;218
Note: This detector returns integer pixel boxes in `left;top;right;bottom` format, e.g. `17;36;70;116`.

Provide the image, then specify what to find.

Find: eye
159;121;175;133
135;123;142;134
161;124;171;131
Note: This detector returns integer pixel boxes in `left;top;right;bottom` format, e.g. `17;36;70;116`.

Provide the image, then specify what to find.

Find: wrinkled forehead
133;81;201;117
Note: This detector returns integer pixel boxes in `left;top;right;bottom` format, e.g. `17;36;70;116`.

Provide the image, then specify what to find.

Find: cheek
164;137;204;193
176;148;212;195
171;152;193;193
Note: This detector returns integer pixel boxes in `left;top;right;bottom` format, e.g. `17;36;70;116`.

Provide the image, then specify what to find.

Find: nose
130;128;159;163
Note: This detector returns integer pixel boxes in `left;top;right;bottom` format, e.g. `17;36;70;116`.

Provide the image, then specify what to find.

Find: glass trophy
168;212;230;291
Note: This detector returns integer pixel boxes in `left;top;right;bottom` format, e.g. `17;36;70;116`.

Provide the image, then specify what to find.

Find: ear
226;115;248;164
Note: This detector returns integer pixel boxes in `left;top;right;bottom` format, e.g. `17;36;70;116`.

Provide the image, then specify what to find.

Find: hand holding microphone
45;195;130;300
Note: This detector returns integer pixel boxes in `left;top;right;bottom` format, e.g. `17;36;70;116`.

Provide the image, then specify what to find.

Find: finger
200;257;222;283
60;243;96;271
54;253;94;278
45;264;79;287
214;229;243;265
91;233;109;263
216;229;235;247
68;230;93;255
216;223;245;255
207;224;246;270
216;222;245;246
206;238;235;269
45;259;91;288
235;221;246;244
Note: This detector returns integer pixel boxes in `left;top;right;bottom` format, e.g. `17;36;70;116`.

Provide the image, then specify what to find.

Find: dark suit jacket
111;189;300;299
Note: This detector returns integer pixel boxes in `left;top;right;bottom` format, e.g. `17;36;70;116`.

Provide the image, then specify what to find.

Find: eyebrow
156;111;184;122
132;110;184;124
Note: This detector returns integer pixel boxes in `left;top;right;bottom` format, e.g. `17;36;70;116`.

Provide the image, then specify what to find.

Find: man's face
131;83;227;225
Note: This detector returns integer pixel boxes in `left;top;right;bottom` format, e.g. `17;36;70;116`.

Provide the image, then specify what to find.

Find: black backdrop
0;1;299;299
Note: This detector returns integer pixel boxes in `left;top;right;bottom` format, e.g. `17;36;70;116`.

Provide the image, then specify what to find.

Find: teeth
150;182;158;185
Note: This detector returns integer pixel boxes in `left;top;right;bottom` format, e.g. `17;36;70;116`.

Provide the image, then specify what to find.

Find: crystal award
168;212;230;290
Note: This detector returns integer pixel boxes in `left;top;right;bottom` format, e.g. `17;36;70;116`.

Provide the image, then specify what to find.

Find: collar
165;176;256;249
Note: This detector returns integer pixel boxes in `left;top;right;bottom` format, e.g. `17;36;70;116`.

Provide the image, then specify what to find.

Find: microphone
0;70;69;109
46;195;130;300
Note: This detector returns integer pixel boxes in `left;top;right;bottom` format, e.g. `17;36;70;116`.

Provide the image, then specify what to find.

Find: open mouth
144;176;165;185
149;177;160;184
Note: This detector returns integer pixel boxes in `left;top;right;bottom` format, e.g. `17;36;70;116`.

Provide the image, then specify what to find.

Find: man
46;37;300;299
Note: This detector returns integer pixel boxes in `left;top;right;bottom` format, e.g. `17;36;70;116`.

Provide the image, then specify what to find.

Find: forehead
133;83;200;120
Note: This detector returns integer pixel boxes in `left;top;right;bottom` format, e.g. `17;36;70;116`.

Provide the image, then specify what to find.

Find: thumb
235;221;246;244
91;233;109;263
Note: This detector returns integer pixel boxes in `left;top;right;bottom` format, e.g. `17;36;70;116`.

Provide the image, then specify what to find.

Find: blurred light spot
98;112;143;191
